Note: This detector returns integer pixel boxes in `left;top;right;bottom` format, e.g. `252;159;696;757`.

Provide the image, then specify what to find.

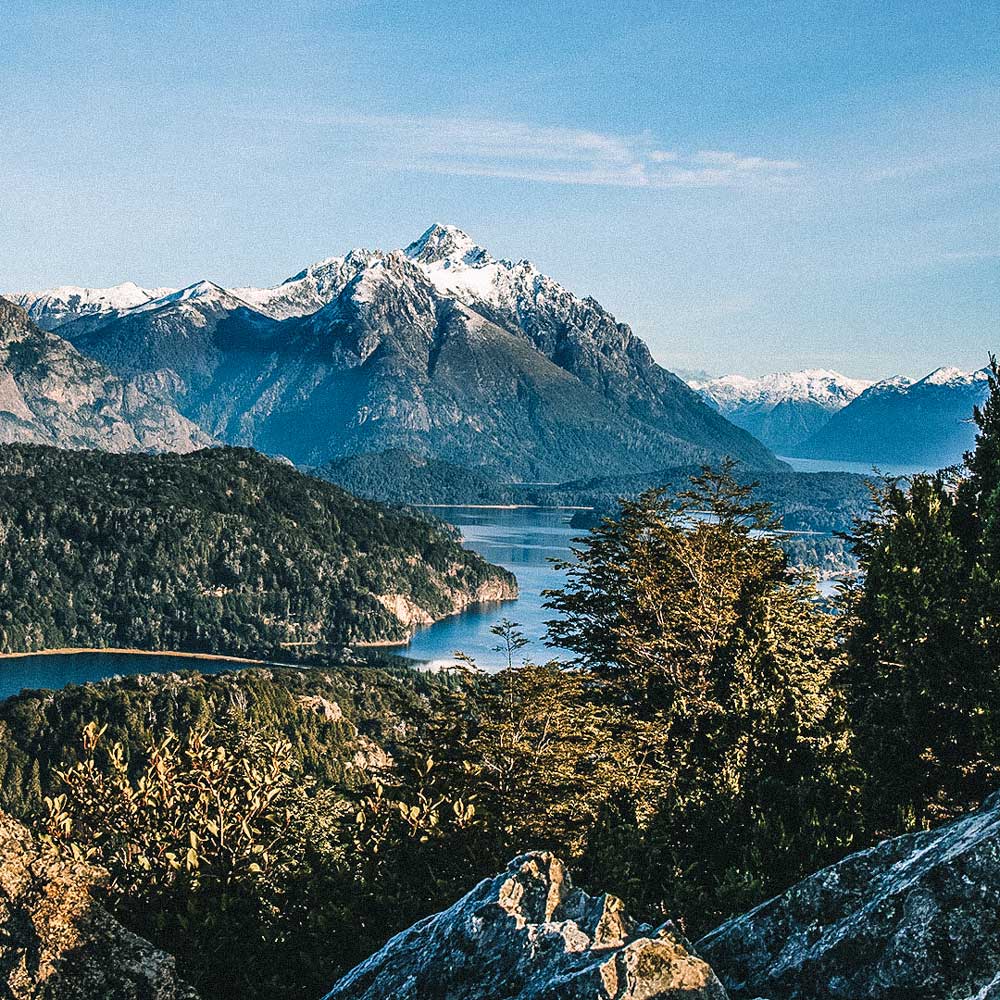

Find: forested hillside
0;445;515;657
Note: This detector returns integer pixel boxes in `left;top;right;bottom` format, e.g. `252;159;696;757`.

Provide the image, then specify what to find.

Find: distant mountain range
691;365;990;468
790;366;990;467
10;225;779;479
692;370;873;452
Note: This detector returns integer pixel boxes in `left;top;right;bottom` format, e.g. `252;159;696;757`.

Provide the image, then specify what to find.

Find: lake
0;499;851;697
0;651;254;703
401;506;578;670
0;507;580;699
780;456;934;478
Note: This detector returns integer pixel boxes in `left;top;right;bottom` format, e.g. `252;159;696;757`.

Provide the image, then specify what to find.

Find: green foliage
0;444;513;657
41;722;333;997
313;448;513;505
2;663;465;999
545;462;859;932
845;358;1000;833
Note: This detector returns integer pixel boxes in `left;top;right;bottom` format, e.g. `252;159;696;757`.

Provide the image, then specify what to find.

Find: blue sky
1;1;997;378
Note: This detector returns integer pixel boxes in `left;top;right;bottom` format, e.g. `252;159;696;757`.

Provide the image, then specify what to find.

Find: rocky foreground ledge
323;851;728;1000
699;790;1000;1000
0;811;196;999
6;790;1000;998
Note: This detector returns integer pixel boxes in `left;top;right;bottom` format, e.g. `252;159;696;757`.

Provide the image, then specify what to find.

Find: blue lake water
0;651;247;703
0;507;581;699
780;456;934;478
0;500;850;696
401;506;579;670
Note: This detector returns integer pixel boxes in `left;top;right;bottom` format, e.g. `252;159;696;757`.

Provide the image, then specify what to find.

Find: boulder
324;851;728;999
0;811;197;999
698;791;1000;1000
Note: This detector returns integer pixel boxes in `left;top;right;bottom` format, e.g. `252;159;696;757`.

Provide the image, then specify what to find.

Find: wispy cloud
249;109;802;189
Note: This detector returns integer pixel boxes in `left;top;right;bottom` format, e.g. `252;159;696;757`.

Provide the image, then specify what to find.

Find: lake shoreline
0;647;278;665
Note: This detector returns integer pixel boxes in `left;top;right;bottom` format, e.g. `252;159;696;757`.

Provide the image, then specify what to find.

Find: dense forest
314;447;873;573
0;445;515;657
2;365;998;1000
313;448;514;505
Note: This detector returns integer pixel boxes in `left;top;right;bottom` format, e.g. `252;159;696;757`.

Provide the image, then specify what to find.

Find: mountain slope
791;366;989;468
0;297;210;452
693;370;873;452
48;225;782;478
11;281;175;330
0;444;516;656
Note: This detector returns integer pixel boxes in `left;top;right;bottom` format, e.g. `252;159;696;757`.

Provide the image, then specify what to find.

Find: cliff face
698;790;1000;1000
323;852;728;1000
0;811;198;999
0;298;211;454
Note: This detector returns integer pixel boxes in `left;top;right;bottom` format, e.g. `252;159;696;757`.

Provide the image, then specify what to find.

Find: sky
1;0;997;379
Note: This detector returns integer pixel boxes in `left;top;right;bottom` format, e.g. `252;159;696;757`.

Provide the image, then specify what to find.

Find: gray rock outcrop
324;851;728;1000
0;810;198;999
698;790;1000;1000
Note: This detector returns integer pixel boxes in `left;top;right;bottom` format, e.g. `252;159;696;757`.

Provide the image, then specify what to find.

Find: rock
296;694;344;722
0;810;198;999
698;791;1000;1000
0;298;211;454
324;851;728;999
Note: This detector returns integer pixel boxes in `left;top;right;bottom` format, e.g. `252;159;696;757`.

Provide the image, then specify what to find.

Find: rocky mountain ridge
17;225;780;478
0;298;211;453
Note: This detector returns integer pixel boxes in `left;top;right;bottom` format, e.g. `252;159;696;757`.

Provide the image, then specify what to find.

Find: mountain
0;297;210;452
38;225;782;479
0;444;516;656
791;366;990;468
11;280;175;330
698;788;1000;1000
324;852;728;1000
692;369;873;452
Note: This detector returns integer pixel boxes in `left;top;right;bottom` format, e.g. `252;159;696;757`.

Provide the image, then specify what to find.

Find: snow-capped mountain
35;224;781;478
692;369;874;451
11;282;176;331
792;366;991;468
0;298;211;452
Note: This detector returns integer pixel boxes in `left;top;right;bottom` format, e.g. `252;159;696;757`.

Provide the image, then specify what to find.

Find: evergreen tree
545;463;857;932
845;357;1000;833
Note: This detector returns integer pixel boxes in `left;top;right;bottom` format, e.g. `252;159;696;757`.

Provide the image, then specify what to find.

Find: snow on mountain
41;224;780;477
694;369;874;411
232;249;378;320
11;282;176;330
692;369;874;452
128;280;254;316
792;365;992;468
232;224;585;326
917;365;990;388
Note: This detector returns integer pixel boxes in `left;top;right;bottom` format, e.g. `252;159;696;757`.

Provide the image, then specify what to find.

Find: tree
845;358;1000;833
545;463;857;932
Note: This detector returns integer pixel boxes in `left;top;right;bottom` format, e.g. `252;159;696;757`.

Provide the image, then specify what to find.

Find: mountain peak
917;365;987;387
404;224;492;266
